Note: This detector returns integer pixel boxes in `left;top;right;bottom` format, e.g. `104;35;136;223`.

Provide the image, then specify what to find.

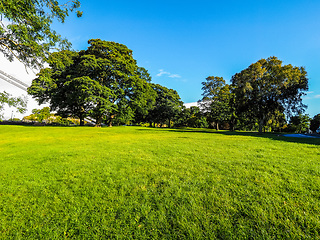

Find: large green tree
199;76;232;130
231;56;308;133
28;39;155;127
0;0;82;68
27;50;95;125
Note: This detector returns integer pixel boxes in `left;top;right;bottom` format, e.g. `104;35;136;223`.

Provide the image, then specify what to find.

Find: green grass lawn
0;126;320;239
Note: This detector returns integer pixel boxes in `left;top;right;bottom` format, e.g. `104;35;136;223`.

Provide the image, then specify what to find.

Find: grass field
0;125;320;239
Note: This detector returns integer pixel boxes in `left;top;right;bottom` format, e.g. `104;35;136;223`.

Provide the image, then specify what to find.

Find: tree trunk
258;118;264;134
216;122;219;131
80;107;85;126
96;117;103;127
168;118;171;128
80;117;84;126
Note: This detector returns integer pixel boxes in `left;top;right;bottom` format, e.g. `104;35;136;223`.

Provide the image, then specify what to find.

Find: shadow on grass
138;127;320;146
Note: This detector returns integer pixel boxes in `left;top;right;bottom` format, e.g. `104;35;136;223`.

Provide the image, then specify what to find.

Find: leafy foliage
0;0;82;68
289;114;311;133
28;39;156;126
199;76;232;130
147;83;183;127
231;56;308;133
310;114;320;133
176;106;208;128
0;91;27;119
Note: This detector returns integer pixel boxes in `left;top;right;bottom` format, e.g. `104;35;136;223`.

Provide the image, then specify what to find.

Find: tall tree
0;0;82;68
199;76;231;130
231;56;308;133
83;39;155;127
28;39;155;127
27;50;95;126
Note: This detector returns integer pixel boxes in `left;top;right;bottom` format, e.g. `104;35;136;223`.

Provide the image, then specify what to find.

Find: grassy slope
0;126;320;239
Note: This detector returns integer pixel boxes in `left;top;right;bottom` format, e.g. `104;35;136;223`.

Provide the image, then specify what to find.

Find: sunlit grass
0;126;319;239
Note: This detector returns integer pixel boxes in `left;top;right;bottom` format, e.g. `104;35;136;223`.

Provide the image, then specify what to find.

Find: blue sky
1;0;320;118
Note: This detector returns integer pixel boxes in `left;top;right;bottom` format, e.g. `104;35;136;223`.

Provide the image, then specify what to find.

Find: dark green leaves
28;39;156;127
231;56;308;133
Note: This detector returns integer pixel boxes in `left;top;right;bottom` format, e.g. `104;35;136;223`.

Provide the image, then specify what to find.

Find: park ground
0;126;320;239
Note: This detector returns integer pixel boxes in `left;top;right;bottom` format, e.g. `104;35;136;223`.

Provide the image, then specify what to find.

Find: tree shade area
231;57;308;133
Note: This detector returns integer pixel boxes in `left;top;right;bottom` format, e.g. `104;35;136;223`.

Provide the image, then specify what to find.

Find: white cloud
315;95;320;98
184;102;198;108
168;74;181;78
156;69;181;78
156;69;170;77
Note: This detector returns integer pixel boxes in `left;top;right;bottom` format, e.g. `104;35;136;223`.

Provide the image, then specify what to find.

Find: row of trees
1;33;315;132
26;43;314;132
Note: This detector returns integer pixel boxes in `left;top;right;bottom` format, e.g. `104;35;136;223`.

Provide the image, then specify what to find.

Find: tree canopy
147;83;183;128
0;0;82;68
310;114;320;133
289;114;310;133
231;56;308;133
28;39;156;127
199;76;232;130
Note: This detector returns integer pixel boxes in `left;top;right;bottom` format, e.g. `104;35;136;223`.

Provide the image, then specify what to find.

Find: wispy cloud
156;69;181;78
169;74;181;78
315;95;320;98
156;69;170;77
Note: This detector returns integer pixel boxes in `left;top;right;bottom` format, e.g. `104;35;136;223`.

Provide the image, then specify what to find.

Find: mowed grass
0;126;320;239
